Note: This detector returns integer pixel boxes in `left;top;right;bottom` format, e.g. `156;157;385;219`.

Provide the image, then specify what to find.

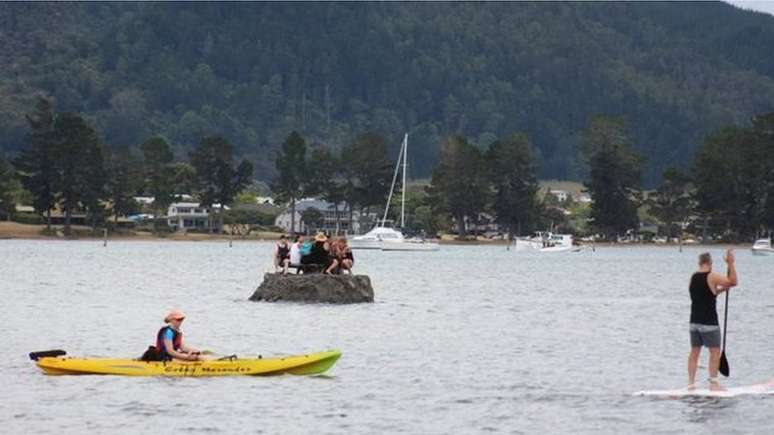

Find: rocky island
249;273;374;304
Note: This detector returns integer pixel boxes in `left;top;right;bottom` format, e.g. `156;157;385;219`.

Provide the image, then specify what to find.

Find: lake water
2;240;773;434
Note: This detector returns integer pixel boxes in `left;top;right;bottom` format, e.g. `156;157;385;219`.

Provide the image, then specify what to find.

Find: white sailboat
351;134;440;252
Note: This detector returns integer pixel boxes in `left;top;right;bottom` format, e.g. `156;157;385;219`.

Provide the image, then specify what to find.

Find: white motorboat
752;239;774;256
350;133;440;252
514;232;579;253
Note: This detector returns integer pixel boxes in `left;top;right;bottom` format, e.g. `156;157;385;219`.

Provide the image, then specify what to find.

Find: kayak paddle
719;290;730;377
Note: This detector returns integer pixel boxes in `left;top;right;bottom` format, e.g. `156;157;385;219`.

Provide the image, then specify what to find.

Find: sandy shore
0;222;284;242
0;222;749;247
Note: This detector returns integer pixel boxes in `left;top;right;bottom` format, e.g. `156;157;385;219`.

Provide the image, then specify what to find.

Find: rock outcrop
249;273;374;303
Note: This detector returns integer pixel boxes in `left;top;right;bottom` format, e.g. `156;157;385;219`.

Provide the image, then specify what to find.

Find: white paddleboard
634;380;774;398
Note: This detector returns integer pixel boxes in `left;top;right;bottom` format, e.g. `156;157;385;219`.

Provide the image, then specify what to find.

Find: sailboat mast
401;133;407;229
381;135;405;227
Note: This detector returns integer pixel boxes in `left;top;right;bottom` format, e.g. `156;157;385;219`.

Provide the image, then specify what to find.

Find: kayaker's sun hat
314;232;327;242
164;309;186;323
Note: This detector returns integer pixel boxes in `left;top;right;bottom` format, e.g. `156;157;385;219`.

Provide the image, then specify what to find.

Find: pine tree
486;133;540;239
15;97;58;229
271;131;307;234
190;136;253;233
581;115;642;241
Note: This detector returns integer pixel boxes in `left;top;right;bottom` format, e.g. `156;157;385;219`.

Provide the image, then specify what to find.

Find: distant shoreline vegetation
1;96;774;243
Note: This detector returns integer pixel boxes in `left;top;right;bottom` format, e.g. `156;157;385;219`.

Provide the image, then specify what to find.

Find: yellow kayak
30;349;341;377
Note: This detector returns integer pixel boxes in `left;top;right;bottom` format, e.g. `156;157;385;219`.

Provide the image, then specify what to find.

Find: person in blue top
156;309;203;361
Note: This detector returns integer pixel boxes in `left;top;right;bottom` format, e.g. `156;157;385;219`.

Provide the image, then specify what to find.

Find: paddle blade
29;350;66;361
719;351;730;377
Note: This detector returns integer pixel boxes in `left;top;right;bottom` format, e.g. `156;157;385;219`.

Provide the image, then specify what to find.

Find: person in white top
289;234;304;267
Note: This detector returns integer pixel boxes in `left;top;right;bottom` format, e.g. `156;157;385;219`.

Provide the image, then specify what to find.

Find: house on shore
274;199;370;235
166;202;227;232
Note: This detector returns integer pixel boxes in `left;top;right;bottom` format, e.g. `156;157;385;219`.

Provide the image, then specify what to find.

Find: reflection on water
1;240;773;433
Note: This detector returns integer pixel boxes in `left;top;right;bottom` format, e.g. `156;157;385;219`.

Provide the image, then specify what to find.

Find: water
2;240;774;434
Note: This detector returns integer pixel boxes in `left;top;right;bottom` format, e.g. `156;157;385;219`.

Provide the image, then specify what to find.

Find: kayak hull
35;350;341;377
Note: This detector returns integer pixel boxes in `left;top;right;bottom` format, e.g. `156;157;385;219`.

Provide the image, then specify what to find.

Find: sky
725;0;774;15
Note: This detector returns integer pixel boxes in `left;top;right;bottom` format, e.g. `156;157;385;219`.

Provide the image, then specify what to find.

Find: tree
0;153;16;220
140;136;176;216
427;135;489;237
581;116;642;241
52;112;105;235
750;113;774;236
172;162;198;195
486;133;540;239
300;207;323;233
648;167;694;241
305;145;346;234
693;126;755;240
271;131;307;234
15;96;58;228
340;132;394;231
190;135;253;232
106;147;141;223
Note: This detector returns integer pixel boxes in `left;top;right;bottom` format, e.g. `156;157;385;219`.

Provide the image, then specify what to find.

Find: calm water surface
2;240;774;434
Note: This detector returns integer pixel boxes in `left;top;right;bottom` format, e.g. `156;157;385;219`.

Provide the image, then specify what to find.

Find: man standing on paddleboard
688;250;738;390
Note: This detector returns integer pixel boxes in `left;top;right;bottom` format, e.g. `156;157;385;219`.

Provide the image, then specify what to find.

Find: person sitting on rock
339;238;354;274
289;234;304;271
274;234;291;275
325;237;341;274
326;237;354;275
302;232;331;273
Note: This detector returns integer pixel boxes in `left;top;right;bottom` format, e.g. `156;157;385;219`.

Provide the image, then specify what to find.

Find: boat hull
752;248;774;256
381;241;439;251
35;350;341;377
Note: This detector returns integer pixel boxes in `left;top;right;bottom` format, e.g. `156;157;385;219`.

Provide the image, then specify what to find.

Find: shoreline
0;222;753;247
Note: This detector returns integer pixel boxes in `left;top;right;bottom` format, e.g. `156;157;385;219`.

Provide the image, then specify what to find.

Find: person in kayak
157;309;203;361
687;250;738;390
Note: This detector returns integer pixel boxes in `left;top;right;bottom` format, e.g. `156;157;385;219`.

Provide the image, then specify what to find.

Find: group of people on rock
274;232;354;275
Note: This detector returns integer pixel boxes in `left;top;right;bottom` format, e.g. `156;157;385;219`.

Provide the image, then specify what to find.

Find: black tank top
689;272;718;325
277;243;290;259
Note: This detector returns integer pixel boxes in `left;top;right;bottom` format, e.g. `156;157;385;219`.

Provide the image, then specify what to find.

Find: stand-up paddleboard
634;380;774;398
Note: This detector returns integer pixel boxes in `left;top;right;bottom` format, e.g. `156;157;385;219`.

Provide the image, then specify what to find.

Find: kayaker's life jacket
156;326;183;357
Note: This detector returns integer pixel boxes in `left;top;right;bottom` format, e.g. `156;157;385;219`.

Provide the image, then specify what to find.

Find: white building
275;199;366;234
549;189;569;202
166;202;225;232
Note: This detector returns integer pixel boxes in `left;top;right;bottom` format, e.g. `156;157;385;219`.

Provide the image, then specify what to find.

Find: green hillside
2;2;774;185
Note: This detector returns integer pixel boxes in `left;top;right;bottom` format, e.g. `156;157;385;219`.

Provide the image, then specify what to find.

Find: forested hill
2;2;774;185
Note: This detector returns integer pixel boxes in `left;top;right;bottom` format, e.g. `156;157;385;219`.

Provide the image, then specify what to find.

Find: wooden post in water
229;226;233;248
103;228;108;247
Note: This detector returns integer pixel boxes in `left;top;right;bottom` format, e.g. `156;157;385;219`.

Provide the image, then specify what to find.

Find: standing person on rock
687;250;738;390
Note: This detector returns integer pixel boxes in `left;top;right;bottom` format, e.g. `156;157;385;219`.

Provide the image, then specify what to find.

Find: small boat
752;239;774;256
30;349;341;377
514;232;580;253
351;226;439;251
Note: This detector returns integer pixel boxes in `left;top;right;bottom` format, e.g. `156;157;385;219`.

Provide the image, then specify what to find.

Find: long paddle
719;290;730;377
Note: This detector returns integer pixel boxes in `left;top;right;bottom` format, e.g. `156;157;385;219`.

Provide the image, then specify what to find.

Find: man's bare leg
688;347;701;388
708;347;723;390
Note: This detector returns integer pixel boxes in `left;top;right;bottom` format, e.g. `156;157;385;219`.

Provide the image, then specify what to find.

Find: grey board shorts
689;323;721;348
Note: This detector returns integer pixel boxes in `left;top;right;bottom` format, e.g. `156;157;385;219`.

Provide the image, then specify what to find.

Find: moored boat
514;232;580;253
350;133;439;252
752;238;774;256
30;349;341;377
